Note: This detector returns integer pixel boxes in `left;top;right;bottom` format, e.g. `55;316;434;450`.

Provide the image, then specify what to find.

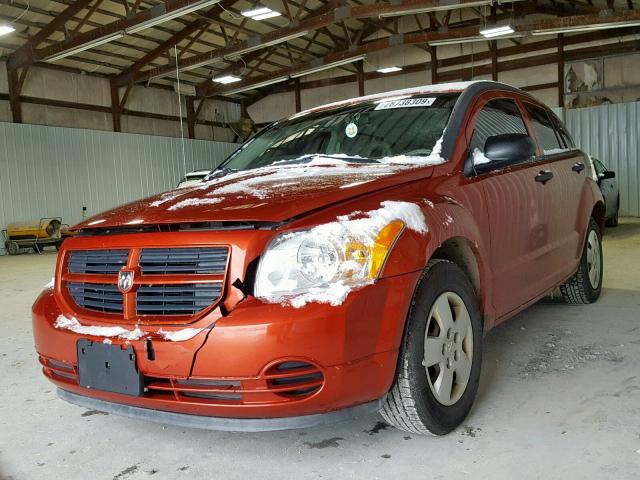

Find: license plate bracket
77;340;144;397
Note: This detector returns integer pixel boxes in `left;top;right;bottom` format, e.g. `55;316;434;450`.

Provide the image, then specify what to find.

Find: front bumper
33;271;419;423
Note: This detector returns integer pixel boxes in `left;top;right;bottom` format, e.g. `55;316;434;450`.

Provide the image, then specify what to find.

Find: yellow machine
2;218;73;255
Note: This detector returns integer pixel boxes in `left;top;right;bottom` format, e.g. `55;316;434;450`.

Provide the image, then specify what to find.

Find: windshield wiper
275;154;379;166
204;167;237;181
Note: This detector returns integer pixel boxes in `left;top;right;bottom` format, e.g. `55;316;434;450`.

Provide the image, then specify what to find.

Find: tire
380;259;482;435
560;218;603;304
605;200;619;227
5;241;20;255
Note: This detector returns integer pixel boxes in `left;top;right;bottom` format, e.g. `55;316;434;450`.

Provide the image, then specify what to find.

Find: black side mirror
484;133;536;164
599;171;615;180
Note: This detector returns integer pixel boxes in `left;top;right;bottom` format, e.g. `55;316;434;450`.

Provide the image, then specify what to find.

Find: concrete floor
1;219;639;480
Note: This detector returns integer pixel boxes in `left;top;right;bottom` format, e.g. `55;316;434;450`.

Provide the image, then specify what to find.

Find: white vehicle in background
177;170;211;188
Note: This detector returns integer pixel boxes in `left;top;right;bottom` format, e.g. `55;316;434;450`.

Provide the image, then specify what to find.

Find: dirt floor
1;219;639;479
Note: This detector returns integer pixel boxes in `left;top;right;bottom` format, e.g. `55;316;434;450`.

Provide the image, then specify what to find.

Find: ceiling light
224;76;290;95
480;25;515;38
290;55;367;79
429;31;524;46
45;32;125;62
126;0;222;34
213;74;241;84
379;0;492;18
242;7;282;20
225;30;308;58
0;25;15;36
377;66;402;73
531;20;640;36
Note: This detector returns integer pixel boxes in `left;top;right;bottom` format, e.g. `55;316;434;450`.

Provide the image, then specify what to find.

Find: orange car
32;81;604;434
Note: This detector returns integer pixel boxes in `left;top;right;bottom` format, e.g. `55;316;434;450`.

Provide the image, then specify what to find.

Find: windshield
219;93;459;172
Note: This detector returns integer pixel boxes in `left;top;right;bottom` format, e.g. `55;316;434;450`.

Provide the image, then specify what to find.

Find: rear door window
524;104;564;155
468;98;528;166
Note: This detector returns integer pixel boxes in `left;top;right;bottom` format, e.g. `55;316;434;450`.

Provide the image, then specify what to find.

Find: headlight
254;219;405;304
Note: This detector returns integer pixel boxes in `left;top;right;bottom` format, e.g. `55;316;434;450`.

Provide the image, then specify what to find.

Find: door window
524;104;565;155
469;98;528;167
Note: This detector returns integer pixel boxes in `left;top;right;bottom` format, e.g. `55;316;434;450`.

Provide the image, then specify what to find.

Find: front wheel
560;218;603;304
380;260;482;435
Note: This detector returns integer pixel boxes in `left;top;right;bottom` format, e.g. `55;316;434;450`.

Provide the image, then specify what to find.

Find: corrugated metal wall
561;101;640;217
0;122;238;254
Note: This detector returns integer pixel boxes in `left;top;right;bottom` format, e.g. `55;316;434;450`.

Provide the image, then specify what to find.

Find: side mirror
484;133;536;164
599;171;615;180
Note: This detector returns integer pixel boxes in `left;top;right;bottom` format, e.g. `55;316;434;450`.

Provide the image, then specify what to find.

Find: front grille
64;246;228;321
136;283;223;315
68;282;123;313
139;247;227;274
68;249;128;274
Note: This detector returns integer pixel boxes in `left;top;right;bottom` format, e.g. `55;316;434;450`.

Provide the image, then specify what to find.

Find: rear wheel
380;260;482;435
560;218;603;304
5;241;19;255
606;200;619;227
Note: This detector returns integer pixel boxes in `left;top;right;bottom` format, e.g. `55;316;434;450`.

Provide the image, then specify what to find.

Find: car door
523;104;586;283
464;95;553;319
593;158;616;217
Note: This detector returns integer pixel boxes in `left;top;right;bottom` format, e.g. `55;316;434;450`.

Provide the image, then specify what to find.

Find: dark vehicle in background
592;157;619;227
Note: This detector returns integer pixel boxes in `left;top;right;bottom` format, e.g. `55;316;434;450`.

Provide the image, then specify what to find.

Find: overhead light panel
291;55;367;79
242;7;282;21
126;0;222;34
531;20;640;36
45;32;125;62
379;0;492;18
224;30;309;59
480;25;515;38
225;76;290;95
0;25;15;36
377;66;402;73
213;74;241;84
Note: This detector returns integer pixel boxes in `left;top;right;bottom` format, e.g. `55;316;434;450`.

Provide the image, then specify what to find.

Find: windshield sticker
345;122;358;138
374;97;436;110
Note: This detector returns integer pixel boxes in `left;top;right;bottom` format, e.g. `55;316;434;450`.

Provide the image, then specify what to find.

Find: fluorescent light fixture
429;31;524;46
46;32;125;62
0;25;15;36
531;20;640;36
126;0;221;34
225;76;290;95
224;30;308;59
480;25;515;38
290;55;367;78
242;7;282;20
213;74;241;84
379;0;492;17
377;66;402;73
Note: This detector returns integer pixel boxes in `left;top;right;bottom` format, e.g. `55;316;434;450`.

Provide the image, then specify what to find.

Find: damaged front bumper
32;271;419;428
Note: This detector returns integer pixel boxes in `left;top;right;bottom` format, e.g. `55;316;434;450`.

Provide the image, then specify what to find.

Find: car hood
75;161;438;230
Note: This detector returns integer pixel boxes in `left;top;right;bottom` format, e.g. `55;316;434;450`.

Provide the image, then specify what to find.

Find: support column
357;61;365;96
430;46;438;85
294;78;301;113
558;33;565;108
7;67;22;123
186;97;196;139
491;41;498;81
110;84;121;132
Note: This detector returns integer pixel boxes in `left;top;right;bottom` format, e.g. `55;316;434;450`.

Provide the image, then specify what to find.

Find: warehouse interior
1;0;639;478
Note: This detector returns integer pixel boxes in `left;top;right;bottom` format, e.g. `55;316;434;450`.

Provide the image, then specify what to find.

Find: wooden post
491;41;498;81
294;78;301;113
430;46;438;85
357;61;365;96
186;97;196;139
558;33;565;108
7;67;22;123
110;84;121;132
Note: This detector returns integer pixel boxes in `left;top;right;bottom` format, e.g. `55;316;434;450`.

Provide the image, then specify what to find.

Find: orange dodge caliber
32;81;605;435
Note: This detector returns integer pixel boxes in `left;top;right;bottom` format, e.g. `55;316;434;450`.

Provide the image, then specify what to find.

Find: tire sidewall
402;261;483;434
582;219;603;301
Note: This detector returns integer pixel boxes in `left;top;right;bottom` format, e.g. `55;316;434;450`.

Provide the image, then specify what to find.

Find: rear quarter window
524;104;566;155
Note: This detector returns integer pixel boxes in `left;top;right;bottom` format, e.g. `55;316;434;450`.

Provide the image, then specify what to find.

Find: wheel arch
591;200;606;235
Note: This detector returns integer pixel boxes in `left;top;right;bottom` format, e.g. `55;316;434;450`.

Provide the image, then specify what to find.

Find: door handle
535;170;554;183
572;162;585;173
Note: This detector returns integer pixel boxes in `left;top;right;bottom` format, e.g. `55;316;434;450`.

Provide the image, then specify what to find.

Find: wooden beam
7;0;93;69
7;67;23;123
294;78;301;112
558;33;565;107
186;96;196;138
110;84;121;132
357;61;365;96
430;46;437;85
